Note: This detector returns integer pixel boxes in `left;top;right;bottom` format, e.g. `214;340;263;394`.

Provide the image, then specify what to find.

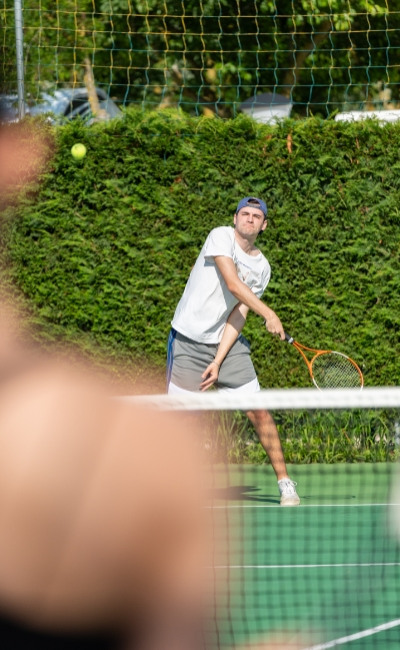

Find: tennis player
167;197;300;507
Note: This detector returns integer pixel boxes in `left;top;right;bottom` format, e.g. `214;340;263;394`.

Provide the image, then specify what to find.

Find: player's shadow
208;486;357;503
208;485;280;504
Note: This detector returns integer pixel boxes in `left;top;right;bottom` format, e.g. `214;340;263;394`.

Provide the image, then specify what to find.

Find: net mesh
2;1;400;117
129;387;400;649
311;353;362;390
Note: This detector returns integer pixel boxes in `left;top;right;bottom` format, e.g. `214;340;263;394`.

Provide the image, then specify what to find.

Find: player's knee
246;409;272;427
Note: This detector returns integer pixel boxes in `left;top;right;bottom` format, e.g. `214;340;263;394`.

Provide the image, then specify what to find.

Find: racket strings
311;353;362;389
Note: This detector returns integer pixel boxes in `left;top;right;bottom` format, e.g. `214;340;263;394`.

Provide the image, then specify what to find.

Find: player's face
234;207;267;237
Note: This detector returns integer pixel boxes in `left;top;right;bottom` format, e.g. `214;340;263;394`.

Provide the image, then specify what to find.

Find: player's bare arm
200;303;249;391
214;255;285;340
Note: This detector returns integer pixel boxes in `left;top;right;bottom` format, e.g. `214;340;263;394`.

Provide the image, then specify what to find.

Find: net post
14;0;25;120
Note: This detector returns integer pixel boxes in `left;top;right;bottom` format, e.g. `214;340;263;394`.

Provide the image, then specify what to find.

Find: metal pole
14;0;25;120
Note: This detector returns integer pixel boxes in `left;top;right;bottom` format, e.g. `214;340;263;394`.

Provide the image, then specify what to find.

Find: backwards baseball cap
236;196;267;217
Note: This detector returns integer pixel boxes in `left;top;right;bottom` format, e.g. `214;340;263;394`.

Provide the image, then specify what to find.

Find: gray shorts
166;329;258;392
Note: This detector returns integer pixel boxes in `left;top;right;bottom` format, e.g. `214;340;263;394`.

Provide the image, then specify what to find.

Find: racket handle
284;332;294;344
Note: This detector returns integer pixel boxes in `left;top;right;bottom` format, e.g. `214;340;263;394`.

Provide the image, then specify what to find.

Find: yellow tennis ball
71;143;87;160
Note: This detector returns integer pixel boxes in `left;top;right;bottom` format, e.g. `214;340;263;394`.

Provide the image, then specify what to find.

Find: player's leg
245;409;300;506
167;331;300;505
216;382;300;505
245;408;287;480
217;336;300;507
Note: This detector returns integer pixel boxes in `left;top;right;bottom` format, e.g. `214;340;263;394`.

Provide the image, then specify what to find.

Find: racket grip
284;332;294;344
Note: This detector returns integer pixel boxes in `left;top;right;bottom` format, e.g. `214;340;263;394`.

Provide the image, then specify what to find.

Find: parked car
0;94;25;123
30;87;122;123
335;109;400;123
0;87;122;124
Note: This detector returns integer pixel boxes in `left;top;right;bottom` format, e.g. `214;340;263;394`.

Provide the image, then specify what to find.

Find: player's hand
200;361;219;391
264;311;285;340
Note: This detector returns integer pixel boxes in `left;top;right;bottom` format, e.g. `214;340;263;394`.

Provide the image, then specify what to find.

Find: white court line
213;563;400;569
208;503;400;509
303;618;400;649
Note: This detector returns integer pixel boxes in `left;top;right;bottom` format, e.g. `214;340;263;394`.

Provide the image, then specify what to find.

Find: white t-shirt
171;226;271;344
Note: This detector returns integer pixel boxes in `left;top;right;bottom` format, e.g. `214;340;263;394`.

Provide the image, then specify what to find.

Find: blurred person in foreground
167;197;300;506
0;120;51;203
0;310;210;650
0;312;306;650
0;128;211;648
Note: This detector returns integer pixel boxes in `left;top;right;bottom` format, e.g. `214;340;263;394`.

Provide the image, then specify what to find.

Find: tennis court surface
207;463;400;649
127;388;400;648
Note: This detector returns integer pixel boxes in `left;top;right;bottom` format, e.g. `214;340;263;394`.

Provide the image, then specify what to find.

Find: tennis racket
285;332;364;390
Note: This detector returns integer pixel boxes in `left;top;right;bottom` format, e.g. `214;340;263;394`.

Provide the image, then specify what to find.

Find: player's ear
233;212;237;227
260;217;267;233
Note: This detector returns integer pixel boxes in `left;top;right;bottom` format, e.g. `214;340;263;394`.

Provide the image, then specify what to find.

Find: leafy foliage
2;110;400;461
2;0;400;116
204;408;400;464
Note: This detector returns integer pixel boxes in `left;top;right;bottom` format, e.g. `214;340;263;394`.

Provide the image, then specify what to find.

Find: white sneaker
278;478;300;507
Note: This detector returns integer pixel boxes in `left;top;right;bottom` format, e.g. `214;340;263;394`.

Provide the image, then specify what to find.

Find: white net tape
117;387;400;412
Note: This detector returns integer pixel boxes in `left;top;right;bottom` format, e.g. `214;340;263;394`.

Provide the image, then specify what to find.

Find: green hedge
2;110;400;461
4;110;400;384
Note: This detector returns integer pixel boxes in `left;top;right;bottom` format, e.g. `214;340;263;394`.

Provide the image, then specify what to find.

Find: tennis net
124;387;400;649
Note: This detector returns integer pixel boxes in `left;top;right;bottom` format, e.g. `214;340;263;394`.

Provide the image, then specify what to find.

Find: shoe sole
280;497;301;507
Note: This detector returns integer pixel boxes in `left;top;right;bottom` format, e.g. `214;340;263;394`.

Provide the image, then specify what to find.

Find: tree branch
281;19;333;95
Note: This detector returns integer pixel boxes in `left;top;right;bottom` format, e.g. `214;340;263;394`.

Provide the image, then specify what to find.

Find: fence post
14;0;25;119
